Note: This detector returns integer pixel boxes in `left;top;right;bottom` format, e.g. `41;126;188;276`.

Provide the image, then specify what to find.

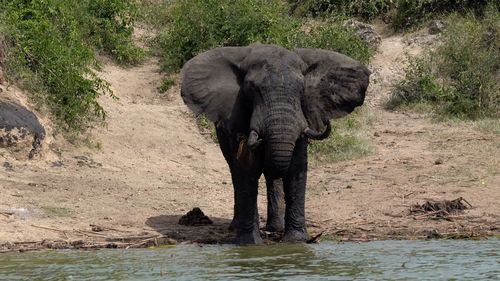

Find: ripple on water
0;239;499;280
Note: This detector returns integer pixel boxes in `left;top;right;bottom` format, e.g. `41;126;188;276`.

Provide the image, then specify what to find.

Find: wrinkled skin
181;44;370;245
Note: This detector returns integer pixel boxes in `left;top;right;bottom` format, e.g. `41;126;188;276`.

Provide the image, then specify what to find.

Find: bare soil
1;32;499;252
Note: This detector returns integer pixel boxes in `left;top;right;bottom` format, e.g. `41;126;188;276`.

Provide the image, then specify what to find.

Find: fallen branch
30;224;68;233
0;211;14;217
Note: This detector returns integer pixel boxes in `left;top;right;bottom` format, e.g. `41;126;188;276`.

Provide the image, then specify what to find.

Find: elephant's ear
181;46;252;122
294;48;370;131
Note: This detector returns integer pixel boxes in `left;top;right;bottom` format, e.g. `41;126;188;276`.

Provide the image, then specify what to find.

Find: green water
1;240;499;280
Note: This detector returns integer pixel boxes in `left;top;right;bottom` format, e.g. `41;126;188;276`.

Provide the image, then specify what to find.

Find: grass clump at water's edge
386;5;499;122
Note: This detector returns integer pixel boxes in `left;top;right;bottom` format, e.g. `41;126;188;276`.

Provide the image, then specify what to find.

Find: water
1;240;499;280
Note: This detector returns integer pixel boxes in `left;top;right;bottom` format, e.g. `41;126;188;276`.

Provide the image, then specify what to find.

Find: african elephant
181;44;369;244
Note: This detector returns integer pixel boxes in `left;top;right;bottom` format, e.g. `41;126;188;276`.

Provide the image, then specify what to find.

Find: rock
426;229;441;239
91;224;104;232
434;158;443;165
3;161;13;171
0;100;45;159
428;20;445;35
179;207;213;226
344;19;381;50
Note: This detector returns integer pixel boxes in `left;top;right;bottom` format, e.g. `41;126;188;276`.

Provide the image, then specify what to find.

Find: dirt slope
1;33;498;250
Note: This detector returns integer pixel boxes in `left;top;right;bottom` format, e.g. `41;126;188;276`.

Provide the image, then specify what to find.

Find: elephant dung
178;207;213;226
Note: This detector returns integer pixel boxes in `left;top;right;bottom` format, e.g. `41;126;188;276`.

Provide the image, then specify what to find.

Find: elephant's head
181;44;369;177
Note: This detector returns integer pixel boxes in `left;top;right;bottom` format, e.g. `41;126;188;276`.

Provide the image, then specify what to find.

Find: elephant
181;44;370;245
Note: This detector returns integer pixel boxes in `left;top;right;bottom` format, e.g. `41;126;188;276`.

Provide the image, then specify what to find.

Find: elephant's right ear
181;47;251;123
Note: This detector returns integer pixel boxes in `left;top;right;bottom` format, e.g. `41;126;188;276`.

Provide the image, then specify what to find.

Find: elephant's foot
235;230;263;245
283;229;308;243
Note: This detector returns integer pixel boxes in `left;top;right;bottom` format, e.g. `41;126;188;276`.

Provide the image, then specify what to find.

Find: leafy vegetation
156;0;371;72
81;0;144;65
287;0;498;31
158;76;175;93
388;5;499;119
308;108;373;164
391;0;495;30
0;0;142;132
288;0;394;20
195;114;218;142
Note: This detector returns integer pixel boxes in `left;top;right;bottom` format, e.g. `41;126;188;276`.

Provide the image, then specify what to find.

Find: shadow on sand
146;214;235;244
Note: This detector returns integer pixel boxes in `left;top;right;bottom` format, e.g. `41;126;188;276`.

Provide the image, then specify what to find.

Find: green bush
1;0;144;132
158;0;294;71
158;76;175;93
157;0;371;72
391;0;494;30
388;6;500;119
81;0;144;65
308;109;372;163
288;0;395;21
293;21;372;64
2;0;111;132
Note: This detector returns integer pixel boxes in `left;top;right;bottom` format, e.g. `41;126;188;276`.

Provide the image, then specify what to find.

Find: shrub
293;21;372;64
157;0;371;72
388;5;500;119
158;76;175;93
157;0;295;71
391;0;495;30
81;0;144;65
1;0;144;132
308;109;373;164
288;0;395;21
2;0;112;132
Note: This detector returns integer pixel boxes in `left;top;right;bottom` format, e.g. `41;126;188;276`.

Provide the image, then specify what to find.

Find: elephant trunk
264;102;300;178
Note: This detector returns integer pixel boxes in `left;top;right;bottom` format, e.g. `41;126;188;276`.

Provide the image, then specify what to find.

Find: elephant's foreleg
264;176;285;232
283;138;308;242
233;171;262;245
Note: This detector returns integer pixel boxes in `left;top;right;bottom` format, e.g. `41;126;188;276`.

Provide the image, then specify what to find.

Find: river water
1;239;499;280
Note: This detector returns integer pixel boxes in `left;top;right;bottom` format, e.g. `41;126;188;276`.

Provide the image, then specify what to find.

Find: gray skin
181;44;370;245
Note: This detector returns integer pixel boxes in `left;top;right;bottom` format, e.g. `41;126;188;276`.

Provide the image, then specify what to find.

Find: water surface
1;240;499;280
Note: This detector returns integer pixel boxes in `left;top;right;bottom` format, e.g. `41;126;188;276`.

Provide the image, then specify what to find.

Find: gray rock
344;19;381;51
0;100;45;159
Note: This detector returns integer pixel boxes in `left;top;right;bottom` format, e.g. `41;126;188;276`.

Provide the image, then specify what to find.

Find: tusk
304;122;331;140
247;130;262;149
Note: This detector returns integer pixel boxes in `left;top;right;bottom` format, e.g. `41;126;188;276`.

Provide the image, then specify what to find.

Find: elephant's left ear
294;48;370;131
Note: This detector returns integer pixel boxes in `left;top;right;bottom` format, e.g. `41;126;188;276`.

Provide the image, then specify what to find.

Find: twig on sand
89;224;131;233
75;230;108;238
413;210;450;220
0;211;13;218
105;234;159;241
30;224;68;233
